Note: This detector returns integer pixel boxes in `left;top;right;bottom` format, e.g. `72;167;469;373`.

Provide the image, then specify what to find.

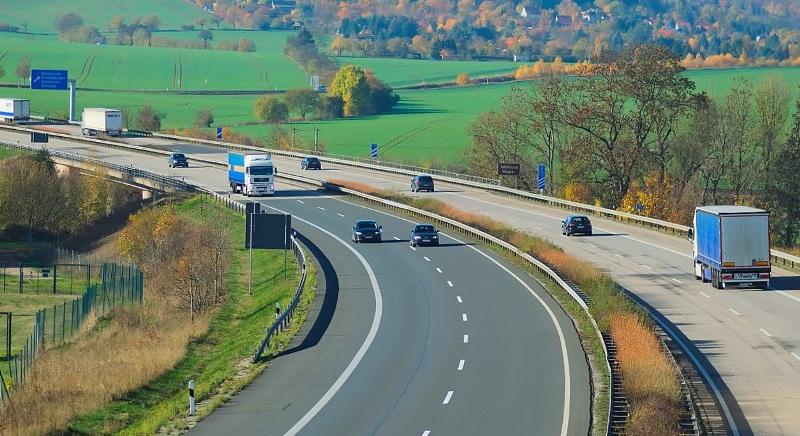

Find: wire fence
0;262;143;405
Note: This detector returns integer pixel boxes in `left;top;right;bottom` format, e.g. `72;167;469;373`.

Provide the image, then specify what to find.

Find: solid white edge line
447;281;453;287
456;296;462;303
261;204;383;436
463;334;469;343
759;328;773;338
777;290;800;304
728;308;742;317
458;359;465;371
331;196;573;436
442;391;453;405
792;352;800;363
462;313;468;322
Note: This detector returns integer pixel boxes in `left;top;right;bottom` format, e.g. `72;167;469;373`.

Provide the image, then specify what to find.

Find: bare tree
753;75;791;184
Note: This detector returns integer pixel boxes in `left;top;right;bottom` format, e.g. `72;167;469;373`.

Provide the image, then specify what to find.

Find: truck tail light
754;261;769;266
721;273;733;280
758;273;770;278
723;261;735;267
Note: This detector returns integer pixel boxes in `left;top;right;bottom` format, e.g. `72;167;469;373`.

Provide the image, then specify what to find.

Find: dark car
409;224;439;247
168;152;188;168
562;215;593;236
411;175;434;192
352;220;382;243
301;156;321;170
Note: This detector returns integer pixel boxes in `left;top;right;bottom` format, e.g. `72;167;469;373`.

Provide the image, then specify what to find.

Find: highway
0;128;591;435
4;124;800;433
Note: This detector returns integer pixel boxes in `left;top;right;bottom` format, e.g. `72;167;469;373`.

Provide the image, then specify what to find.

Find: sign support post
68;79;76;122
248;208;254;296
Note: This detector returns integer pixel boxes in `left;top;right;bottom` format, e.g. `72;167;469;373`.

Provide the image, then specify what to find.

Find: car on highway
301;156;321;170
562;215;593;236
411;175;434;192
352;220;382;243
409;224;439;246
168;152;188;168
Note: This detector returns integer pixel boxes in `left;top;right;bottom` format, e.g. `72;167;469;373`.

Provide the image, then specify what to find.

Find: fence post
62;302;66;342
53;264;57;294
188;380;196;416
18;263;22;294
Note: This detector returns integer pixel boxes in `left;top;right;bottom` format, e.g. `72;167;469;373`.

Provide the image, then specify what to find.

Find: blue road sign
216;127;223;139
30;69;68;90
537;163;547;191
370;143;378;159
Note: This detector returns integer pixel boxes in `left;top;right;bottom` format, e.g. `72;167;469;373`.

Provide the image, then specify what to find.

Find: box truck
690;206;771;289
0;98;30;122
228;152;275;196
81;108;123;136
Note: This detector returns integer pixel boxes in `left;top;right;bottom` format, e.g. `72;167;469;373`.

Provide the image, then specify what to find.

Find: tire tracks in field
79;55;97;86
379;118;453;156
76;54;97;86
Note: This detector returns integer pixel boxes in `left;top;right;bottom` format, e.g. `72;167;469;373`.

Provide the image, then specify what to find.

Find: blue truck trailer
691;206;771;289
228;152;275;196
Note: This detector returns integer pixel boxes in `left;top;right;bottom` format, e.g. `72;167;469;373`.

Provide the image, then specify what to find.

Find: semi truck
81;108;123;136
690;206;771;289
0;98;30;122
228;152;275;196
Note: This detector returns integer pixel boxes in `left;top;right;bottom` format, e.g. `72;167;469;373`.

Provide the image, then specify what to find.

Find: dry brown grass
611;313;682;435
0;304;209;436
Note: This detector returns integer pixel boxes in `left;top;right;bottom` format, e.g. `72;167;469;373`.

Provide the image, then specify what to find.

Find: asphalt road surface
3;125;800;433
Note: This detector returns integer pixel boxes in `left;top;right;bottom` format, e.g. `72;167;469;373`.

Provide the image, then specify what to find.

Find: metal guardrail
2;123;797;270
252;236;307;363
153;132;502;186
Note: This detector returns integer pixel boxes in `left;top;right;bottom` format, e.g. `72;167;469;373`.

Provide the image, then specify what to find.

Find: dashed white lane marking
442;391;453;405
462;313;468;322
671;278;683;284
463;335;469;343
422;431;431;436
410;246;417;251
317;206;326;211
759;328;773;338
458;359;465;371
614;254;624;259
728;308;742;317
587;243;597;249
792;352;800;363
296;200;304;204
424;256;431;262
436;267;442;273
534;226;543;231
336;213;345;217
699;292;711;298
393;236;400;240
456;296;462;303
640;264;653;270
447;281;453;287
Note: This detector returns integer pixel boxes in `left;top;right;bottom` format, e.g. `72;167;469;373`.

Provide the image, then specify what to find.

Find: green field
0;32;306;91
0;0;206;33
335;56;519;87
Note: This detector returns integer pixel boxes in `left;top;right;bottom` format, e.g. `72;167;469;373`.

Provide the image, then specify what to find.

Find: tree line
466;44;800;247
0;151;131;245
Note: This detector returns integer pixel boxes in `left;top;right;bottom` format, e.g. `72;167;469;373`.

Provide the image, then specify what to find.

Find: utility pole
314;127;319;153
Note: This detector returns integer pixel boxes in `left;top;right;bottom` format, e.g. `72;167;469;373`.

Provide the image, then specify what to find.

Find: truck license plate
734;273;757;280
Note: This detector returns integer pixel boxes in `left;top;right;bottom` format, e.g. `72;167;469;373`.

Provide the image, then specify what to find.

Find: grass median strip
329;179;684;435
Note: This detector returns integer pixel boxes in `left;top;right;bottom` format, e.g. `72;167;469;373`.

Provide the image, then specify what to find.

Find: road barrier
2;122;796;271
0;126;720;433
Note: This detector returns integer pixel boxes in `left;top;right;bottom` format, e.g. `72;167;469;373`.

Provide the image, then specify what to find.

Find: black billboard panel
245;213;291;249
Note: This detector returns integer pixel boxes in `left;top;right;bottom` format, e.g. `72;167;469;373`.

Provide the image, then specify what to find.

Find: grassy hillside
0;0;206;33
0;32;307;91
335;57;519;88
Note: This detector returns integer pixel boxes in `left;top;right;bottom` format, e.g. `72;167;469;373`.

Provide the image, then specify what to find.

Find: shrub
456;72;470;86
194;108;214;128
254;95;289;124
133;105;162;131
